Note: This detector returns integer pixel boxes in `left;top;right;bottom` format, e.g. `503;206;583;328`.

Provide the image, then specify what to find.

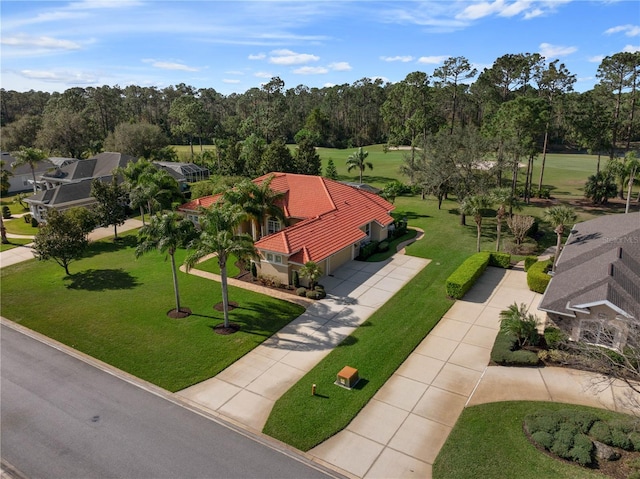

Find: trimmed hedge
359;241;379;260
445;252;511;299
490;330;539;366
527;259;552;294
524;256;538;272
445;252;491;299
488;252;511;269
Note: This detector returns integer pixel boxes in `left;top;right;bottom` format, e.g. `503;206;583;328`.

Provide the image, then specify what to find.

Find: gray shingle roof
539;212;640;320
42;152;136;183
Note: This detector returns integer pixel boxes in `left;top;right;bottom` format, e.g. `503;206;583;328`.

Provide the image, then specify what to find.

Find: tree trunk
31;166;38;194
140;205;146;225
597;152;601;174
1;216;8;244
538;124;550;195
113;224;118;240
626;166;636;214
170;252;181;312
219;253;230;328
552;229;562;273
460;213;466;226
476;222;481;252
495;216;502;252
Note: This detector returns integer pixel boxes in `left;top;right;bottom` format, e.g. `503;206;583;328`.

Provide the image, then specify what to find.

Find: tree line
1;51;638;162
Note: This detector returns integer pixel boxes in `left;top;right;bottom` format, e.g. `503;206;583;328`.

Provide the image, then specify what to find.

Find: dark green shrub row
1;206;11;219
527;259;552;293
445;252;490;299
359;241;379;260
524;256;538;272
391;219;408;239
525;409;640;467
490;330;539;366
298;285;327;300
488;252;511;269
377;240;389;253
543;327;567;349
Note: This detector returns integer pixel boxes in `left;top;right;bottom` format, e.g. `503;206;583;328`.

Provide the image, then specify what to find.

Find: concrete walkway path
0;218;143;269
177;254;431;432
307;266;639;479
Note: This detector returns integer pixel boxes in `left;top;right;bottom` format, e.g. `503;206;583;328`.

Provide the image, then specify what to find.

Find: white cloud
457;0;505;20
248;53;266;60
67;0;143;10
329;62;352;71
604;24;640;36
588;55;605;63
323;82;336;88
224;71;244;76
457;0;570;21
142;59;199;72
254;71;273;79
623;44;640;53
2;34;81;50
19;69;98;85
293;66;328;75
539;42;577;58
268;49;319;65
417;55;448;64
223;79;241;84
380;55;414;62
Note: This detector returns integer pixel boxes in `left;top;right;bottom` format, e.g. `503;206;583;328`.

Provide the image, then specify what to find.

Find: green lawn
0;237;32;252
3;216;38;236
0;231;304;392
433;401;628;479
196;253;241;277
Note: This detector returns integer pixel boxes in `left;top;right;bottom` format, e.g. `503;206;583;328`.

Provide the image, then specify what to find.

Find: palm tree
140;168;184;216
298;261;323;290
499;302;540;348
491;187;517;252
460;194;491;252
12;147;47;194
184;203;257;328
136;212;196;316
346;147;373;184
544;205;577;273
223;176;284;240
118;160;156;224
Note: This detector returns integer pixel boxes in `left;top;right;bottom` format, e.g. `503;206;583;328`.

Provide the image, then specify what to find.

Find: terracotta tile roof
178;172;395;263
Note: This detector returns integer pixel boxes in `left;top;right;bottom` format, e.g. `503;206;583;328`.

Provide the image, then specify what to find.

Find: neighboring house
26;152;137;222
178;172;396;286
1;151;76;194
538;212;640;352
153;161;209;184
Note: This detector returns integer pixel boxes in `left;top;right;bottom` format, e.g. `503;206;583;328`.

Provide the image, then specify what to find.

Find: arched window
267;217;281;235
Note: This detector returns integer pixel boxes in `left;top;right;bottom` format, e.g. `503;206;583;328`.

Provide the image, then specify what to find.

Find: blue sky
1;0;639;94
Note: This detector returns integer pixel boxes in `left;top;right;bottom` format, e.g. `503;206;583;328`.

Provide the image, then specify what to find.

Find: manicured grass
0;238;32;252
0;231;304;392
0;195;31;215
2;216;38;236
196;253;241;277
433;401;627;479
263;197;480;450
365;228;417;262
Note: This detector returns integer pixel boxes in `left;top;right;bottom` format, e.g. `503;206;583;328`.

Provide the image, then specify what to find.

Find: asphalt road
0;324;339;479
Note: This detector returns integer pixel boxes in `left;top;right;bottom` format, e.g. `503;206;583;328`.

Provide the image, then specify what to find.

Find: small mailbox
335;366;360;389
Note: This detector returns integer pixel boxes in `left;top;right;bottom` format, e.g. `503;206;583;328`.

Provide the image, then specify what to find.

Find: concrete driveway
177;254;431;432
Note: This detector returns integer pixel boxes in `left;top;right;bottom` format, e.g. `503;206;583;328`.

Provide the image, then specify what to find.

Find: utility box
335;366;360;389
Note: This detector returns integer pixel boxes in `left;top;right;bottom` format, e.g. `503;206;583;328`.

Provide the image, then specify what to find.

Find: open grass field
0;231;304;392
2;216;38;236
0;237;32;252
433;401;628;479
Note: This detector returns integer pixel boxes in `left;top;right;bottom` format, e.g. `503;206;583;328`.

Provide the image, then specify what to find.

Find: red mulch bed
211;322;241;335
213;301;238;312
167;307;192;319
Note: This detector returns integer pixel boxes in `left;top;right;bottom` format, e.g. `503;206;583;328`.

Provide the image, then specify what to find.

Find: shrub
359;241;379;260
524;256;537;272
305;290;323;300
537;187;552;200
292;270;299;288
296;287;307;297
23;213;32;224
488;252;511;269
531;431;554;449
490;331;539;366
31;216;38;227
314;288;326;299
610;428;632;450
629;431;640;452
2;206;11;219
528;217;540;237
569;434;594;465
251;262;257;279
551;428;573;458
527;259;552;293
589;421;612;443
538;349;573;364
544;327;567;349
377;240;389;253
445;252;490;299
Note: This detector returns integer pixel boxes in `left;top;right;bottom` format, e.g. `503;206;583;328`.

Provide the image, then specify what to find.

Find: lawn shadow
65;268;140;291
84;235;138;258
399;211;431;220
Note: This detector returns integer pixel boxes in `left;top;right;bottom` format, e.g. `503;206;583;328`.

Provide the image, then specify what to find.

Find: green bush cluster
527;259;552;293
526;409;640;467
445;252;491;299
445;252;511;299
488;251;511;268
490;330;539;366
299;285;326;300
377;240;389;253
543;327;566;349
2;205;11;219
524;256;538;272
391;218;408;238
359;241;379;260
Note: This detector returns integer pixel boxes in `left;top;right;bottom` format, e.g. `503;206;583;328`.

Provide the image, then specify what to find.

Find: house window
578;320;621;350
267;217;281;235
364;222;371;238
265;253;282;264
